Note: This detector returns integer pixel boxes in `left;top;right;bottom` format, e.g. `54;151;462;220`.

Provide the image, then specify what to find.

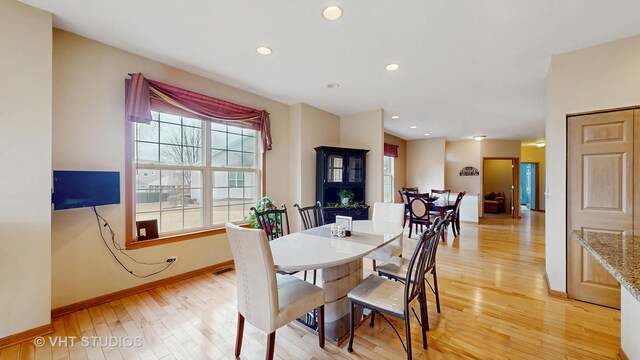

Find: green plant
338;189;354;200
246;196;276;228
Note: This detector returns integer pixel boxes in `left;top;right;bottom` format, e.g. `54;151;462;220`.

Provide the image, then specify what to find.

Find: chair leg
266;331;276;360
317;305;325;348
420;289;428;349
235;312;244;357
313;269;317;285
347;301;355;353
372;260;377;272
304;270;308;282
432;267;441;313
369;310;376;327
408;220;413;238
405;312;413;360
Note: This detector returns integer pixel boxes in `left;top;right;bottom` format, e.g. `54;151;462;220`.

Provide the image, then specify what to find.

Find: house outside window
133;111;260;236
383;156;394;203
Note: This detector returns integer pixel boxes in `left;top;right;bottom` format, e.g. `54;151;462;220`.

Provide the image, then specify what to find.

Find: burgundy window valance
384;143;399;158
125;72;272;152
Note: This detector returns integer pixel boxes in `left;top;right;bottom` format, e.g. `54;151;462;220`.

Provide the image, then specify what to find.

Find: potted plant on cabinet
338;189;354;206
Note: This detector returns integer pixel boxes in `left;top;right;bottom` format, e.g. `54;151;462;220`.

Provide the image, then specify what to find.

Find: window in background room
134;111;260;236
383;155;394;202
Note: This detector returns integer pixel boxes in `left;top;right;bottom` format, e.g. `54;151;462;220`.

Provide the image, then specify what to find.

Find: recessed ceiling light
327;83;339;89
473;135;486;141
256;46;272;55
410;125;417;129
424;133;431;136
391;115;400;119
385;63;400;71
322;6;343;20
536;141;546;147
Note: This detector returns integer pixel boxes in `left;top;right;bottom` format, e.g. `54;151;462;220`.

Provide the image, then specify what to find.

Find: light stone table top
571;230;640;302
270;220;404;272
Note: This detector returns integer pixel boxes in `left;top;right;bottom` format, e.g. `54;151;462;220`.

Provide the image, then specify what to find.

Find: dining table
269;220;404;343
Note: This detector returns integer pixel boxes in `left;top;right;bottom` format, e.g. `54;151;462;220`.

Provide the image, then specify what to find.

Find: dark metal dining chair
293;201;325;230
346;229;437;358
399;190;411;227
402;187;419;193
251;204;290;241
250;204;297;276
293;201;325;284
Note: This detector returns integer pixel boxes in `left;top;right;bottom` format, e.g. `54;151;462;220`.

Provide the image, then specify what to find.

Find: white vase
341;197;350;206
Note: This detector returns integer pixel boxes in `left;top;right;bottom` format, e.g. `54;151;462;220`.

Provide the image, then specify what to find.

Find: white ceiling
20;0;640;141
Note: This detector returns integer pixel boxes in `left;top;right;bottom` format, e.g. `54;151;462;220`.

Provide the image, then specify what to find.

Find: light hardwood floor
1;209;622;359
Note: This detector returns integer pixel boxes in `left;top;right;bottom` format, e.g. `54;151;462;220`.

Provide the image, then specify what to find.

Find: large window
133;111;260;237
383;156;394;203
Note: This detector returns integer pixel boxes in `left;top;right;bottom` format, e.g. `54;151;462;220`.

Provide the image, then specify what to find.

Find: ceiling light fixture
424;133;431;136
256;46;272;55
391;115;400;119
322;6;343;20
536;141;546;147
410;125;417;129
327;83;339;89
473;135;486;141
385;63;400;71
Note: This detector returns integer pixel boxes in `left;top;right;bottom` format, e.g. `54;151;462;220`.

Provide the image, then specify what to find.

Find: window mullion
203;121;212;227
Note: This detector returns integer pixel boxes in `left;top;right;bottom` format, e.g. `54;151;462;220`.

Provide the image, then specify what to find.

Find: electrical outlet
167;256;178;263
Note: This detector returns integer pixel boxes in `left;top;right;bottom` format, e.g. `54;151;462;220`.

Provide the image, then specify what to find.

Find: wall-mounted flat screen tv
52;170;120;210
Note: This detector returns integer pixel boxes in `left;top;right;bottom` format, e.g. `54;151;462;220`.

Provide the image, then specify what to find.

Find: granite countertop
571;230;640;302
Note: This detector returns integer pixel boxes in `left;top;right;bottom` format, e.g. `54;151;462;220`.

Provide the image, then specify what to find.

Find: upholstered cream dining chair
225;223;326;360
365;202;406;271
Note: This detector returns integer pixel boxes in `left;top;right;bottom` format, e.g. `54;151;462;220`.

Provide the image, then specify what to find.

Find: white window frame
383;155;394;203
131;111;262;239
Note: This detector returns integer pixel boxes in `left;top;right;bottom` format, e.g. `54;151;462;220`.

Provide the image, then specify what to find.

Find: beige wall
483;160;513;213
289;103;340;231
445;140;482;195
406;137;446;193
481;139;521;158
384;133;407;202
340;110;384;205
546;34;640;292
521;145;546;210
0;0;52;337
51;30;292;308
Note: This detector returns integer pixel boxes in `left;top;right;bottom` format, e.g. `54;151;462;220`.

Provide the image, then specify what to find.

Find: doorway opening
482;158;520;218
520;162;539;211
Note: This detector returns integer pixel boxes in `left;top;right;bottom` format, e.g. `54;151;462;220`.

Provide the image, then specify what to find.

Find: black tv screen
52;170;120;210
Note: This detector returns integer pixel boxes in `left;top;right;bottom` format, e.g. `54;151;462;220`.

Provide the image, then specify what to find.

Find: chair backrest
225;223;279;333
372;202;405;226
453;191;465;213
294;201;325;230
402;187;419;193
405;192;432;222
404;229;437;308
431;189;451;205
251;204;290;241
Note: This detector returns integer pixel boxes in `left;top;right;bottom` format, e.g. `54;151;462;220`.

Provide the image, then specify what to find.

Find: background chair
449;192;465;237
365;202;405;271
347;229;437;358
251;204;290;241
430;189;451;205
225;223;326;360
406;192;433;238
399;190;411;226
251;204;297;276
294;201;325;230
402;187;419;193
293;201;325;284
376;218;447;331
483;191;505;213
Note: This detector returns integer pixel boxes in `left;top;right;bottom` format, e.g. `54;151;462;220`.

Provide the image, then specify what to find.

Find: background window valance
125;72;272;152
384;143;399;158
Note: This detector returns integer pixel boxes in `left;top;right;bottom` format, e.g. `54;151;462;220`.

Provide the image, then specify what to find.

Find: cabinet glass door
347;155;363;182
327;155;343;182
